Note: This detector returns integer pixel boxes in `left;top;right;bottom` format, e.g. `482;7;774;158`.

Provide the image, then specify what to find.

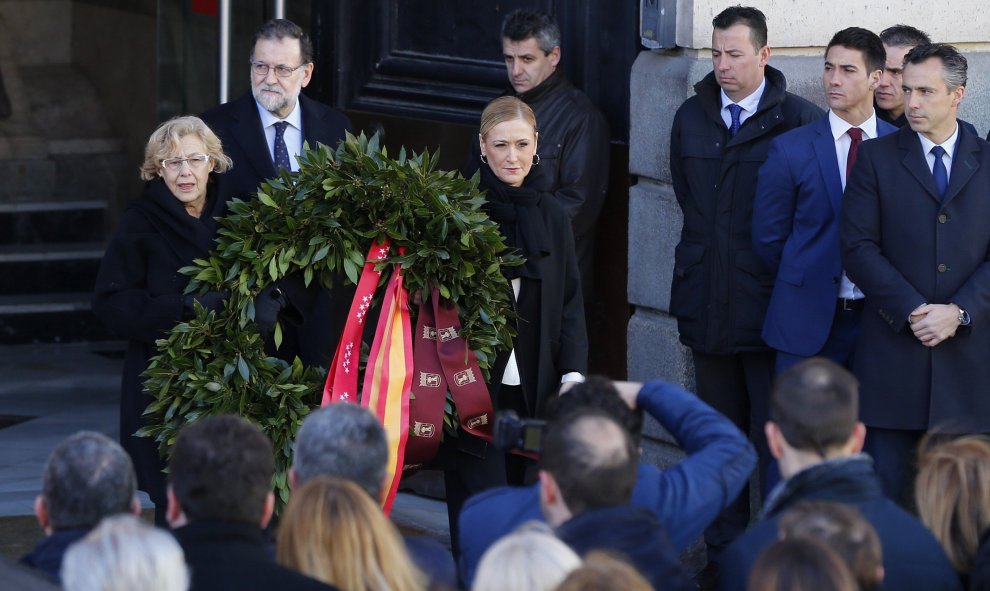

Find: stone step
0;292;112;343
0;242;103;295
0;200;107;245
0;150;128;203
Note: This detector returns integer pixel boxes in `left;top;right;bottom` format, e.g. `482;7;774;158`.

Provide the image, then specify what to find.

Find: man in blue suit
842;44;990;504
754;28;895;374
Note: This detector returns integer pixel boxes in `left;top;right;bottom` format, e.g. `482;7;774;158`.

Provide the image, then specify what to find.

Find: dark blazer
93;179;226;507
172;521;337;591
201;92;353;367
842;123;990;432
754;115;896;356
670;66;823;353
201;92;351;202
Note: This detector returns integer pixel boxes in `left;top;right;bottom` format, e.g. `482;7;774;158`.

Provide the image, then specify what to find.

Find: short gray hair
904;43;968;90
61;514;189;591
292;404;388;499
42;431;136;531
501;9;561;55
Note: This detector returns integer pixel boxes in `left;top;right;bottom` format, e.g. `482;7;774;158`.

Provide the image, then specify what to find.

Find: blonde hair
472;521;581;591
140;116;232;181
276;477;425;591
479;96;537;139
915;434;990;573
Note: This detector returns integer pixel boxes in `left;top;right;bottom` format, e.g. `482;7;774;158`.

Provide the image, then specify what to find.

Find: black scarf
132;176;223;265
479;162;551;279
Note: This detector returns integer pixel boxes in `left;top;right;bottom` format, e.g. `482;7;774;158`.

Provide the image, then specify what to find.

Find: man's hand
910;303;960;347
611;381;643;410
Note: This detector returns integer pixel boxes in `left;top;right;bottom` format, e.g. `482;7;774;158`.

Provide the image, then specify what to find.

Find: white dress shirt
256;99;304;172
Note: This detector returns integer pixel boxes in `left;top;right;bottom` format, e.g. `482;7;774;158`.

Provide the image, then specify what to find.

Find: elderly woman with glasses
92;115;232;525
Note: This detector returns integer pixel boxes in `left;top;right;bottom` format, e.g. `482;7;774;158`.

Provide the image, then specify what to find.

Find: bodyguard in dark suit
201;19;352;368
842;44;990;503
754;28;895;373
669;8;821;578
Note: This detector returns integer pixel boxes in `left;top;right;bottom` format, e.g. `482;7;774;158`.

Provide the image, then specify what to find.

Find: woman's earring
532;153;541;165
480;153;488;164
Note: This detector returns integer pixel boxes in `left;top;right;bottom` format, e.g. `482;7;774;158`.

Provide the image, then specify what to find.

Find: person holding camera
457;376;756;587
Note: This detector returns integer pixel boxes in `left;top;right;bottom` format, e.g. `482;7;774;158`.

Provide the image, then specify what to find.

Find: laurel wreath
138;133;518;507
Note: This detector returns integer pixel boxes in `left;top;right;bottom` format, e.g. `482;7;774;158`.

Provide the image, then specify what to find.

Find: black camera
494;410;546;454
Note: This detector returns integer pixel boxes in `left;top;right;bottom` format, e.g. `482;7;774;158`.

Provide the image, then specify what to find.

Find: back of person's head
545;375;643;444
541;408;637;515
168;414;274;524
879;24;930;48
292;403;387;499
500;9;560;54
770;358;859;456
61;514;188;591
553;550;651;591
915;434;990;573
826;27;886;74
779;501;884;590
276;476;424;591
252;18;313;64
712;5;768;49
748;538;858;591
41;431;136;531
472;522;581;591
903;43;968;90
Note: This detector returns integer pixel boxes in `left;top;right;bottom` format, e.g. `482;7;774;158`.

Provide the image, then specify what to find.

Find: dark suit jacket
201;92;351;202
842;122;990;432
754;115;896;356
172;521;337;591
201;92;353;367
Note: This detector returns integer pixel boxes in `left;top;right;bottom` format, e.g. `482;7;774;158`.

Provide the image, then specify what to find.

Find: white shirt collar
721;77;767;113
828;110;879;141
917;123;960;160
255;98;303;132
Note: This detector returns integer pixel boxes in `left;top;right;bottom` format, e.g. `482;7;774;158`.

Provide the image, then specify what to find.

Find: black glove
254;284;287;334
183;291;228;316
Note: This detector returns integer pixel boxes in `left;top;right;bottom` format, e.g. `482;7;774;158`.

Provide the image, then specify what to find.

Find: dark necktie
846;127;863;181
273;120;291;172
728;104;743;137
931;145;948;199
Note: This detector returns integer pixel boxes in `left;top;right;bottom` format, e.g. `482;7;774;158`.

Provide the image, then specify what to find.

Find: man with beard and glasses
201;19;352;367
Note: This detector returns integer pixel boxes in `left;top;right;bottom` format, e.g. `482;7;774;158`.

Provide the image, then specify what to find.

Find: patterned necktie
728;104;743;138
931;145;948;199
846;127;863;181
273;121;291;172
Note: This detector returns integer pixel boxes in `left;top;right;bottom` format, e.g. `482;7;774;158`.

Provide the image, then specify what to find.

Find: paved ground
0;342;450;559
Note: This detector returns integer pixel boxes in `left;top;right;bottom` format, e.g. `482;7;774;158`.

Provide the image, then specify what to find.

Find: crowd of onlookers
4;361;990;590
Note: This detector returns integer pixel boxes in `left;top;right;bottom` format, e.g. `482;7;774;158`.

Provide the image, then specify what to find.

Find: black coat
201;92;354;368
172;521;337;591
669;66;822;353
842;124;990;432
92;178;225;506
719;456;962;591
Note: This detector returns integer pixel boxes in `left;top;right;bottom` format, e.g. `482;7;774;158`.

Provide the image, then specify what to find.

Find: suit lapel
898;129;942;203
944;124;981;205
231;95;277;182
811;117;844;216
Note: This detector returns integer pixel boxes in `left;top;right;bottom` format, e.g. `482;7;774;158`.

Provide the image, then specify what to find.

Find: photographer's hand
612;381;644;409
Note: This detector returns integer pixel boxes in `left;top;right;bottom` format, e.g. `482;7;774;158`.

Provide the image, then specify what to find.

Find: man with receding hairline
842;43;990;508
540;407;694;591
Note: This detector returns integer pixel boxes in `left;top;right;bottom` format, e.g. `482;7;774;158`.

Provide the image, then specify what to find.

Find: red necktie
846;127;863;181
